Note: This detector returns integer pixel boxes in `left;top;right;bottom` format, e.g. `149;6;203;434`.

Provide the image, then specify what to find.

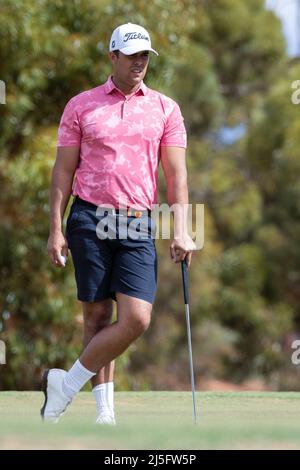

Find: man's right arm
47;146;80;267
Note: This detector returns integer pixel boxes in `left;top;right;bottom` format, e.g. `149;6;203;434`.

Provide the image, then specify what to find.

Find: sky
266;0;300;56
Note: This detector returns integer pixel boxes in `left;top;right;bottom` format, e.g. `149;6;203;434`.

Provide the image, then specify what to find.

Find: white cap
109;23;159;56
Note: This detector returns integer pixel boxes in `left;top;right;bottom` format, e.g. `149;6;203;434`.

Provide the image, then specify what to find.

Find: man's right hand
47;231;69;268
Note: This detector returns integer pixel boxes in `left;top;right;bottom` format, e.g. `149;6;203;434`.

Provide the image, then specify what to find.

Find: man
42;23;196;425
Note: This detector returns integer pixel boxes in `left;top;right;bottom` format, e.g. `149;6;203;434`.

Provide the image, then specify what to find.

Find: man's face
109;50;150;87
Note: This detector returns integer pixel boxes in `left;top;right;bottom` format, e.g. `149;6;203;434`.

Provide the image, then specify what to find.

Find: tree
0;0;297;391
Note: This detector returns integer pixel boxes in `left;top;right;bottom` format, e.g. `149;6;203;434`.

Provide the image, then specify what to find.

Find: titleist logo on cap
124;32;150;43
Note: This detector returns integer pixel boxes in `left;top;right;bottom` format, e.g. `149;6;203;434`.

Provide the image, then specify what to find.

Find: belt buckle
126;209;142;218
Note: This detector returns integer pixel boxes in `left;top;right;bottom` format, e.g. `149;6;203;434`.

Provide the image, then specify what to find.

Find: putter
181;257;197;424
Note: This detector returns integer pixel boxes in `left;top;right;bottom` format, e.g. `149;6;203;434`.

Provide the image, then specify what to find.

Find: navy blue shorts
65;197;158;304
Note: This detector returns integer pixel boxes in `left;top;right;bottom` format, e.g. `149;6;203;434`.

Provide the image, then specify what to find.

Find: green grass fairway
0;391;300;449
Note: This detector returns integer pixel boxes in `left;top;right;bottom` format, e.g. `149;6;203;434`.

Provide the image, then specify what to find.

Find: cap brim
119;46;159;56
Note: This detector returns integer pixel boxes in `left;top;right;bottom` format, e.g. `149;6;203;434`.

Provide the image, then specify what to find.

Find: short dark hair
113;50;119;57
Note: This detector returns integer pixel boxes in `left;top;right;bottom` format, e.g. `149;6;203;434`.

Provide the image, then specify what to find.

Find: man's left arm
160;146;196;268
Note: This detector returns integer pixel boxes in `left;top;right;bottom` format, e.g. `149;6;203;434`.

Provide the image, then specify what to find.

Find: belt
74;196;151;218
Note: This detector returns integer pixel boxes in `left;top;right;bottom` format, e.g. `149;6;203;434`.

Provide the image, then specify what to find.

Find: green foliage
0;0;298;391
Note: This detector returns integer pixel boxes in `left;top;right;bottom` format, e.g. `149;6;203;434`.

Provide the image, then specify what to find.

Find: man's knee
83;299;113;334
123;310;151;340
116;292;152;341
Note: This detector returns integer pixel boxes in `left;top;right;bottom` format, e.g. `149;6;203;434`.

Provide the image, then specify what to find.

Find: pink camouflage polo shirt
57;76;187;210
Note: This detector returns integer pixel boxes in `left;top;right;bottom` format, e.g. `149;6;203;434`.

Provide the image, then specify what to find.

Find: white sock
62;359;96;400
93;382;114;417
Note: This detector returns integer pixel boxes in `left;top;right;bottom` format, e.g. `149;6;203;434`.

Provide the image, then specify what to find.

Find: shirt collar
104;75;147;97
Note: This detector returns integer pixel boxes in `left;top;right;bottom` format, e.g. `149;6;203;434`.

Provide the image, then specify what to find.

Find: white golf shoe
40;369;71;423
96;413;116;425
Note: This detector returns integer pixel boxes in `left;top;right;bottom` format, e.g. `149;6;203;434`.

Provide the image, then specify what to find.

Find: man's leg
79;292;152;372
82;299;115;386
41;292;152;423
82;299;116;423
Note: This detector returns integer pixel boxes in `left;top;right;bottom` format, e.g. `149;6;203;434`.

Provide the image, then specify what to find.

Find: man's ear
108;52;117;63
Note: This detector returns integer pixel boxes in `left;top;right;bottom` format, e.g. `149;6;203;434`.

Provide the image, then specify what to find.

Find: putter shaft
181;259;197;424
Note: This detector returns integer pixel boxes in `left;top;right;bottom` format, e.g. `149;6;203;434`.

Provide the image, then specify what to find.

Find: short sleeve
57;98;81;146
160;102;187;148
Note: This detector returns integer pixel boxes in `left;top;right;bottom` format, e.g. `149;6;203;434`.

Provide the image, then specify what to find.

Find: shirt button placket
121;99;126;120
123;98;128;120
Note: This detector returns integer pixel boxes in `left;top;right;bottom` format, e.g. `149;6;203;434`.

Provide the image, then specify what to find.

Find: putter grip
181;258;189;304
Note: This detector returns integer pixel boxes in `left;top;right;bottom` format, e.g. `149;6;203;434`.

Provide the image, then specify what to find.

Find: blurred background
1;0;300;392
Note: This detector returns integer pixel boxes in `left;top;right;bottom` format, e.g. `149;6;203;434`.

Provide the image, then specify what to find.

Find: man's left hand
170;235;196;269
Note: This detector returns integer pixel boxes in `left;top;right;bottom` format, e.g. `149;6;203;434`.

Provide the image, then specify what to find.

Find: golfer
42;23;196;424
